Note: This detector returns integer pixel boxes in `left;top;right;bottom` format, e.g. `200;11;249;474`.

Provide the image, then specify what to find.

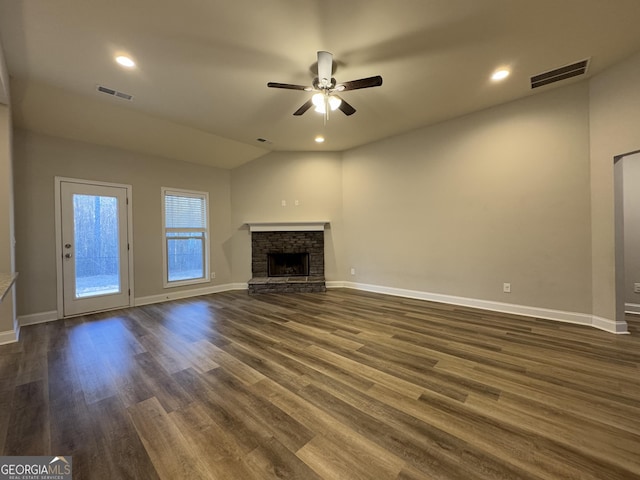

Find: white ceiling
1;0;640;169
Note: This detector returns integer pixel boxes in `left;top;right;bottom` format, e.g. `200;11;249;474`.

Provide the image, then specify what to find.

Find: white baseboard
19;310;58;326
0;326;19;345
592;315;629;334
625;303;640;315
335;281;628;334
135;282;247;307
15;281;629;335
15;285;249;329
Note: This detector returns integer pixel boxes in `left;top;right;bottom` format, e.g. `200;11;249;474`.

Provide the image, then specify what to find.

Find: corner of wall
588;50;640;332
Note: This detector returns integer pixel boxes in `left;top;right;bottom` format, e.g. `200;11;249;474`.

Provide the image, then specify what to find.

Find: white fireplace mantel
246;221;329;232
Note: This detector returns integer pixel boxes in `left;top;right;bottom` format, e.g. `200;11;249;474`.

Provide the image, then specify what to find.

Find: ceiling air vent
530;59;589;89
96;85;133;101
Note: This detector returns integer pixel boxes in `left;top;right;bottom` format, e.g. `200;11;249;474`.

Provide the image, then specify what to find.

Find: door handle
64;253;72;259
65;243;72;249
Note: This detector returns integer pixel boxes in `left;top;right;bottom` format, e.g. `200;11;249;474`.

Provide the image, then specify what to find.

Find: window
162;187;209;287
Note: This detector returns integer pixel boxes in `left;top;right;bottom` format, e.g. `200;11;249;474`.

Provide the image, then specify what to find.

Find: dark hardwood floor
1;289;639;479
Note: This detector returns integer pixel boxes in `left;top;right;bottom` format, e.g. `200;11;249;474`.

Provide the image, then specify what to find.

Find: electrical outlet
350;268;356;275
211;272;216;279
281;200;286;207
295;199;300;206
503;282;511;293
635;283;640;293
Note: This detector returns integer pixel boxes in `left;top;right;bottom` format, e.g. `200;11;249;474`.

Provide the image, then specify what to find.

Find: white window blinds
164;192;206;229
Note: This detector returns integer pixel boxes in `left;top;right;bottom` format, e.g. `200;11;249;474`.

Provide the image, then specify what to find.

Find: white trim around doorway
54;176;135;318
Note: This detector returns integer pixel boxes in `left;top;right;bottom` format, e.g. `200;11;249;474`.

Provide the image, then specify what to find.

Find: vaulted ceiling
1;0;640;169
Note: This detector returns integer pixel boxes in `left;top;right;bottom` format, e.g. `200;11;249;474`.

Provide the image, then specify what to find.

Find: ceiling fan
267;51;383;117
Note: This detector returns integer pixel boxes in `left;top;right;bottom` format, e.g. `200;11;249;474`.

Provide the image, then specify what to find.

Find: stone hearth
248;276;326;294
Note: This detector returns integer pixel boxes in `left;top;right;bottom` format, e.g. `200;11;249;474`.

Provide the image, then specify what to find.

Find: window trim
161;187;210;288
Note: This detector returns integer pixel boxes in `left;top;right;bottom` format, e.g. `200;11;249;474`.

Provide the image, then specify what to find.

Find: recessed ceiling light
315;136;325;143
491;69;510;81
115;55;136;68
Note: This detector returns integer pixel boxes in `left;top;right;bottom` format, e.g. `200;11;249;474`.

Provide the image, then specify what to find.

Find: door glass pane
73;194;121;298
166;232;205;282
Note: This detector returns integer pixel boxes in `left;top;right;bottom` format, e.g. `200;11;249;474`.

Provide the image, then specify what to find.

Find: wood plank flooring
1;289;639;479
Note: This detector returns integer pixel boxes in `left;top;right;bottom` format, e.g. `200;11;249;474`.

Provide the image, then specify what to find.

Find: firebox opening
268;252;309;277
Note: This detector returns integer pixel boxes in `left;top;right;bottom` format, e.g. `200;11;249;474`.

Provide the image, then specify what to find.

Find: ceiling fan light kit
267;51;383;120
312;92;341;114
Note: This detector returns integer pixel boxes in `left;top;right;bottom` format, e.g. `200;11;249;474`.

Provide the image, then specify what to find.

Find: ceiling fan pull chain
324;96;329;124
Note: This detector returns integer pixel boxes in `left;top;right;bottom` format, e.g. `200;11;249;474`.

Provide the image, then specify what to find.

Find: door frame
614;150;640;324
54;176;134;318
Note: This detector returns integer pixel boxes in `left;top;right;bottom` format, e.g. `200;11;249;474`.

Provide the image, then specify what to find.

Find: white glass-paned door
60;181;130;316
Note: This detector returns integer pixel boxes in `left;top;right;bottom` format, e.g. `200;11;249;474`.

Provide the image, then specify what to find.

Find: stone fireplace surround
246;222;327;294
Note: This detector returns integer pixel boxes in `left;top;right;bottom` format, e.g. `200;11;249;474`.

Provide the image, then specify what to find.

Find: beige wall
0;105;13;273
342;83;593;313
0;103;16;335
230;151;343;283
0;37;17;339
623;152;640;306
0;35;8;103
589;51;640;324
13;129;232;316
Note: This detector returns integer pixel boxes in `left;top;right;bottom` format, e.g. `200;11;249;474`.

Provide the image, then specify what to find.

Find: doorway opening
614;151;640;327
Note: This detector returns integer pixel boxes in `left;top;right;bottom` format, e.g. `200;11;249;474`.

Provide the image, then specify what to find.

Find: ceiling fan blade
317;51;333;87
336;75;383;91
337;97;356;116
267;82;311;91
293;99;314;116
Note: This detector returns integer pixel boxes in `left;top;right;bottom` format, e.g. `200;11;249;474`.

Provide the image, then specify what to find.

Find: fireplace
246;222;327;294
268;252;309;277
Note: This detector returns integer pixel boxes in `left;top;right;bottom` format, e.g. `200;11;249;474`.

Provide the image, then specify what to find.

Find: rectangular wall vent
97;85;133;101
530;59;589;89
